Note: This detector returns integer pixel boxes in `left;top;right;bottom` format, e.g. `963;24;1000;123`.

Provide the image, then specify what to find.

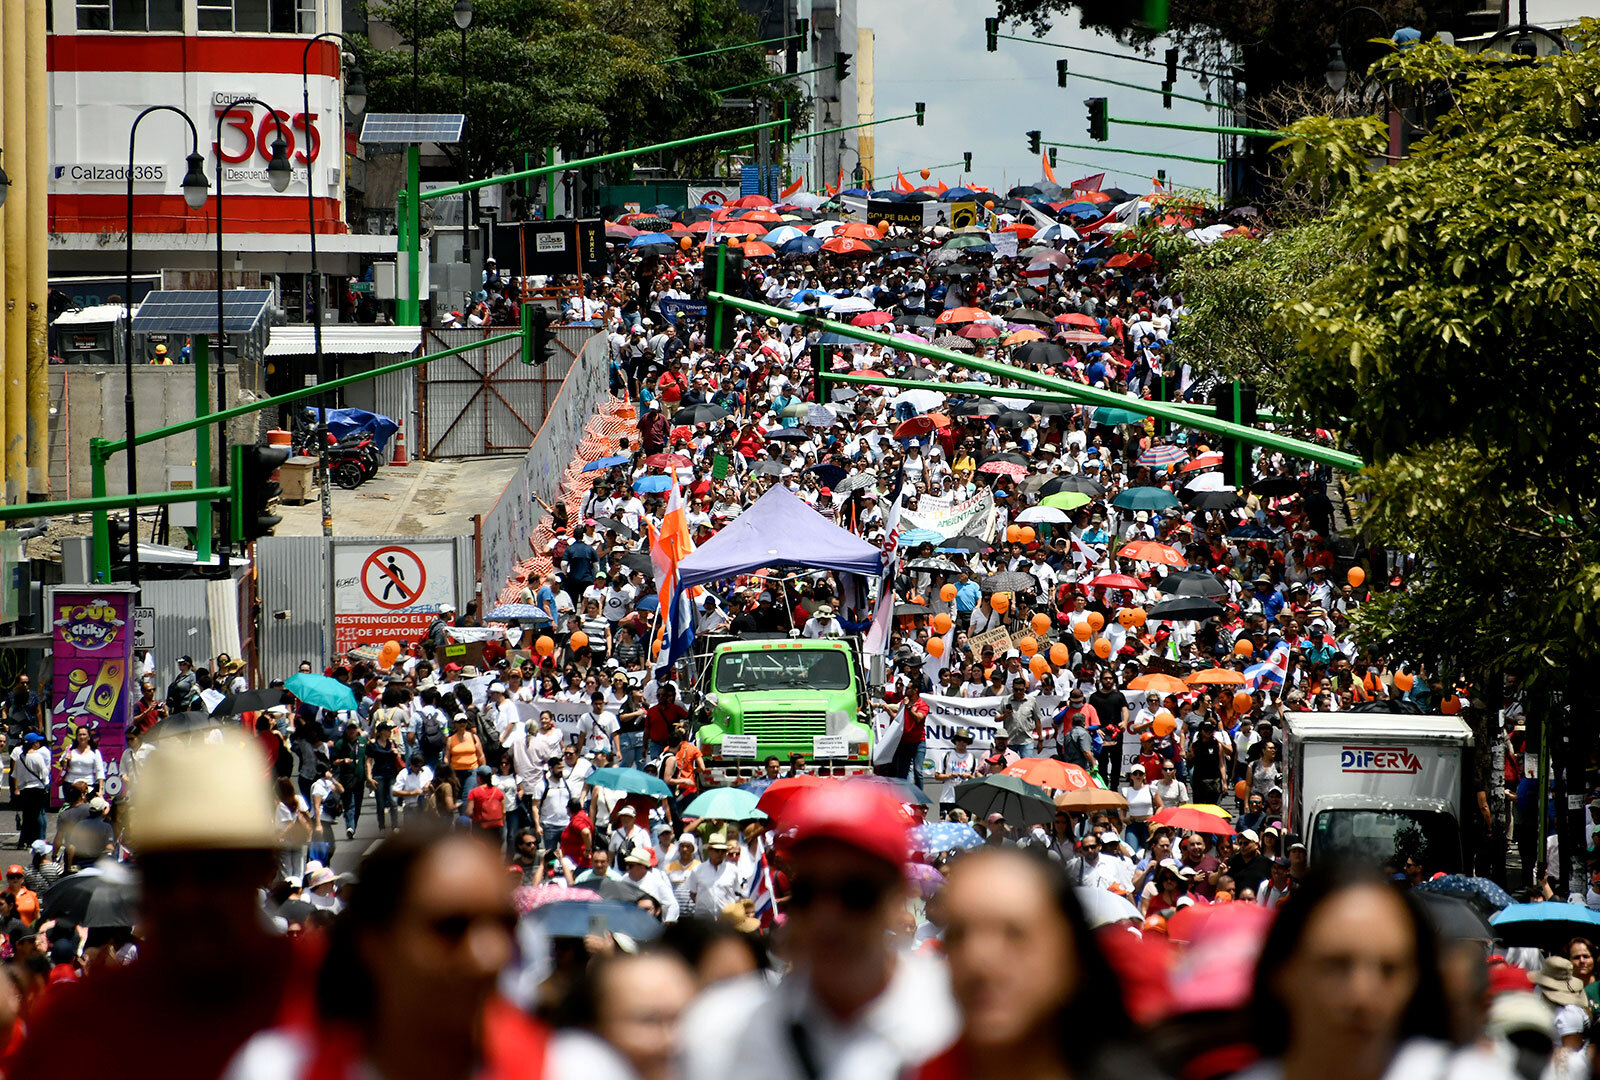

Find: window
198;0;293;31
77;0;181;30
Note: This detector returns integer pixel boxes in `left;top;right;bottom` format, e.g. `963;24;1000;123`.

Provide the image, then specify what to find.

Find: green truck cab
693;636;875;776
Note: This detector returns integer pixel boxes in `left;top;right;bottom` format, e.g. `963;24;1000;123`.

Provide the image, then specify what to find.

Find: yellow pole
0;0;9;503
24;0;47;498
2;0;24;504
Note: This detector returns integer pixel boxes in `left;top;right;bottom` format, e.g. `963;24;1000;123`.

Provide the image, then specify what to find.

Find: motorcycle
291;410;382;489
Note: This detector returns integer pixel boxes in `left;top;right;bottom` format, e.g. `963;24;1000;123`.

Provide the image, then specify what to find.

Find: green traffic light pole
1109;115;1285;140
716;63;832;96
1043;140;1224;166
858;161;965;186
655;32;805;66
1063;68;1217;109
706;290;1364;471
393;117;795;324
992;33;1226;81
791;110;924;142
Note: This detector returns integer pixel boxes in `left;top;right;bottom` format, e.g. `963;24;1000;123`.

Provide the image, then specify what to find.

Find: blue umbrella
583;455;629;473
634;594;660;613
910;821;983;856
737;777;777;797
780;236;824;256
682;787;765;820
840;187;871;197
898;528;945;546
869;190;906;201
584;767;671;799
1112;486;1181;511
887;250;920;261
1489;903;1600;948
487;603;547;620
628;232;674;248
941;187;980;201
285;672;359;713
1227;524;1278;540
1414;875;1515;916
647;204;677;218
633;475;672;494
526;899;663;941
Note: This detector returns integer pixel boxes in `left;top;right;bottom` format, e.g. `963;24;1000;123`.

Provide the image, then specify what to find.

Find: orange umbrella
934;306;992;324
1003;329;1046;346
1001;222;1038;240
821;236;873;255
1128;673;1189;695
720;220;769;236
1119;540;1187;568
738;241;777;258
838;221;883;240
1002;758;1095;791
1179;452;1224;473
1053;787;1129;812
1151;806;1236;836
1186;668;1246;686
740;209;786;223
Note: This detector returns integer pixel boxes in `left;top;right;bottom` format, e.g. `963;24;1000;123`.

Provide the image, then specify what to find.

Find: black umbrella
906;557;962;573
1146;596;1225;621
809;463;848;488
1184;490;1245;512
1101;187;1134;203
835;471;879;494
931;262;980;276
595;878;650;904
949;400;1002;418
1008;185;1042;198
620;551;655;576
210;688;288;717
674;403;729;425
764;428;811;441
1013;341;1070;368
1027;401;1076;419
593;516;638;539
1414;893;1494;944
681;206;715;223
1006;308;1054;328
993;410;1033;429
898;366;937;382
980;452;1029;466
1040;474;1105;497
149;710;221;738
907;314;938;328
749;460;787;476
942;535;991;553
895;602;933;617
1158;571;1228;598
1013;285;1042;302
41;862;138;927
1250;476;1301;498
981;571;1038;594
902;191;936;202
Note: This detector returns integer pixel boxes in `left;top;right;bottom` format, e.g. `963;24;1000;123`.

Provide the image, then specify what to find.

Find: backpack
419;714;447;758
1061;726;1094;770
476;710;503;768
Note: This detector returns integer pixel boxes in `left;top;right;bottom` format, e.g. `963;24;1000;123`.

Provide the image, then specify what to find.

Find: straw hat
1533;956;1585;1006
126;733;279;851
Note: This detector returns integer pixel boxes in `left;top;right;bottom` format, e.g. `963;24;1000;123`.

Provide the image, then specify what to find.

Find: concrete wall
48;365;264;498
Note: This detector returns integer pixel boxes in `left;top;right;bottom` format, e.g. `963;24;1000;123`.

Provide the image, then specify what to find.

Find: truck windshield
1311;809;1462;874
714;650;852;693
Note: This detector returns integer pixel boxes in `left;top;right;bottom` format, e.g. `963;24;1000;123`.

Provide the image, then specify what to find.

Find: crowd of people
2;179;1596;1080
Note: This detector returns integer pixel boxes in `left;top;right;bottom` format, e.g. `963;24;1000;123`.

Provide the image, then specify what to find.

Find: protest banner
965;625;1012;658
900;488;996;542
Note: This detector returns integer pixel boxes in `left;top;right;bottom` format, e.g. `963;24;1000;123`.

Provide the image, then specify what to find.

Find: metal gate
417;326;585;458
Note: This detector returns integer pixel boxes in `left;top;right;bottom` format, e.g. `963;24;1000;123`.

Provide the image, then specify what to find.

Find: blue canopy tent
674;485;883;592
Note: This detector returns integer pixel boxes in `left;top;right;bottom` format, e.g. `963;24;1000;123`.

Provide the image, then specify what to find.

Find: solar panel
358;113;466;145
131;290;273;334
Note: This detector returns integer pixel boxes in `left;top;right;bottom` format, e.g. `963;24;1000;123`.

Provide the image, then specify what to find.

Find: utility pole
756;100;771;199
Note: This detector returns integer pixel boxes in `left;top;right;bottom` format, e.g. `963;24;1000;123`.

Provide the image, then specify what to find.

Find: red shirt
467;784;506;829
645;702;688;745
902;697;929;743
560;810;593;867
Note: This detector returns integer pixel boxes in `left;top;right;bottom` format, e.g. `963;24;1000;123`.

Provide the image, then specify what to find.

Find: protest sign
901;488;996;542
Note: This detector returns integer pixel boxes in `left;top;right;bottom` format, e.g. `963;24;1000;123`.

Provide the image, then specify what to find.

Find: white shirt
686;855;744;916
12;746;50;791
61;747;106;789
392;766;433;800
578;710;619;756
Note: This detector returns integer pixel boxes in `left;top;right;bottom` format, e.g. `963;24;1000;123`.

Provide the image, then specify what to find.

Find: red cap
780;784;908;868
4;865;21;877
1487;959;1534;996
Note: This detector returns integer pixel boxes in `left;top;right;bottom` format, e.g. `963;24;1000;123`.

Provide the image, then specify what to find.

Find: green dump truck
691;635;876;777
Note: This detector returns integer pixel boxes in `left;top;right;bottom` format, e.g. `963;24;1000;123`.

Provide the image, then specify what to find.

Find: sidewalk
273;456;524;538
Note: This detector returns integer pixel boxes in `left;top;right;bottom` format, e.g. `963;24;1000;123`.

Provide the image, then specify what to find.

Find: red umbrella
1087;573;1144;590
957;323;999;339
1056;312;1100;328
721;220;769;237
935;306;992;324
739;241;777;258
1180;452;1224;473
977;460;1029;478
851;311;894;327
821;236;873;255
755;775;839;819
729;193;773;208
684;220;714;234
644;453;690;468
848;368;887;378
838;222;883;240
1150;806;1236;836
1002;757;1094;791
895;416;938;438
741;209;786;223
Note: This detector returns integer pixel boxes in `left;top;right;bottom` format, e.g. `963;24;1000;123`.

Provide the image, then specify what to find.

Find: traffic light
1048;147;1057;168
234;444;290;542
985;16;998;51
108;517;131;567
834;51;851;83
1165;47;1179;85
962;151;972;172
1157;169;1167;186
1162;80;1173;109
1026;129;1041;155
1086;97;1108;141
915;101;925;126
1056;58;1068;87
529;306;557;366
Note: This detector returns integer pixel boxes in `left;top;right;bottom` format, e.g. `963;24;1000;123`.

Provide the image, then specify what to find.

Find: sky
854;0;1227;197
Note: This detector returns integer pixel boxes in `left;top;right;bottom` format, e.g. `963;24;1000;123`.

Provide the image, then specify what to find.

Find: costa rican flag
747;852;776;926
1246;641;1291;692
863;470;905;658
652;478;699;676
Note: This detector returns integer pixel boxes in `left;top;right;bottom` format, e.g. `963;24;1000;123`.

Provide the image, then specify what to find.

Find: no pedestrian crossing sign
332;540;457;654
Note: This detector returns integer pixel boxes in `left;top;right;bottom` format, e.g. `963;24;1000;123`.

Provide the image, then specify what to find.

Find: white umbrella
780;192;827;210
1016;506;1070;524
889;388;947;413
1076;886;1143;929
765;225;806;246
829;296;875;315
1184;472;1229;492
810;220;843;238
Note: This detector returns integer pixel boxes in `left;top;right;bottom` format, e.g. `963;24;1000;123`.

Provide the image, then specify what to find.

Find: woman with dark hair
1234;863;1505;1080
913;846;1151;1080
224;829;545;1080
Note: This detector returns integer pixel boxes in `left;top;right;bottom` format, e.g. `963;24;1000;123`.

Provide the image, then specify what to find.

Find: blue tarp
674;485;883;591
308;407;398;452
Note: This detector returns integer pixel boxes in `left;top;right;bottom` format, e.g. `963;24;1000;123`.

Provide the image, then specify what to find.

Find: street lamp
1324;44;1350;92
302;34;368;538
454;0;474;265
123;106;207;586
214;99;291;565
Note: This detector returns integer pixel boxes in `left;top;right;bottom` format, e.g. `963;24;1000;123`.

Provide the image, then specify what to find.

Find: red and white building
46;0;393;316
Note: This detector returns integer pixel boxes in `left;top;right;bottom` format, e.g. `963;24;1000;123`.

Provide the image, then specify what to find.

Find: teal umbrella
682;787;766;821
1090;406;1147;426
284;672;358;713
1112;486;1181;512
584;767;671;800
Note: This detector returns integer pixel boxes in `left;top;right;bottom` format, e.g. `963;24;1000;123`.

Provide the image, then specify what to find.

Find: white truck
1282;711;1474;873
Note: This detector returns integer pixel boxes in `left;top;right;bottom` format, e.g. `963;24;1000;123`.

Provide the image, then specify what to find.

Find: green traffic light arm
994;34;1221;79
421;118;792;201
791;111;922;142
656;32;804;66
1043;140;1225;166
859;161;964;185
716;63;832;95
0;487;232;523
1111;115;1285;139
1065;70;1215;109
706;290;1363;470
95;331;520;460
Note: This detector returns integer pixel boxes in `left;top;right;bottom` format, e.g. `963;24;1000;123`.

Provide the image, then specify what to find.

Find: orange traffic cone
391;425;410;466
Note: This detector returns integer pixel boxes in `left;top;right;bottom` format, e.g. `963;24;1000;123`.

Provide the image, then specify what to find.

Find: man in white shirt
622;848;680;922
607;804;652;861
390;755;434;821
801;604;844;639
686;831;745;916
578;693;620;759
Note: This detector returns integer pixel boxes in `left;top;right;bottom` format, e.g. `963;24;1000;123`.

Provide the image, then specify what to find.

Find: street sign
133;606;155;650
332;539;457;655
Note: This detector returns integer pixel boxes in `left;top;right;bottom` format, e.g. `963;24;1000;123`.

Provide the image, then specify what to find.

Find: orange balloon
933;612;953;635
1087;612;1105;632
536;635;555;657
920;168;931;180
1030;655;1050;677
1441;696;1460;715
1093;637;1112;659
1005;524;1022;543
1049;643;1070;667
1348;566;1366;587
1031;613;1051;636
679;235;692;250
1019;526;1036;545
1117;608;1137;628
1153;711;1176;737
1133;608;1147;627
1073;621;1093;642
1018;635;1038;657
927;637;946;658
1234;780;1249;801
570;631;589;651
379;640;401;668
1394;671;1415;692
941;583;958;603
1234;639;1254;657
1232;691;1253;713
878;219;891;232
991;593;1010;614
984;200;996;210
